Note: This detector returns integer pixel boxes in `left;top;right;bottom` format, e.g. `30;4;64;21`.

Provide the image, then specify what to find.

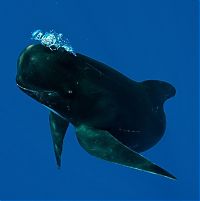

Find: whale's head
16;44;78;114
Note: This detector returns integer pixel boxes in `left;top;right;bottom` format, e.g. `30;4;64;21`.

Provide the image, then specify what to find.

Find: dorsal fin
142;80;176;105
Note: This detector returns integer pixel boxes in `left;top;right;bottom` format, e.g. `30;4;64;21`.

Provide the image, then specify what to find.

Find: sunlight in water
31;29;76;55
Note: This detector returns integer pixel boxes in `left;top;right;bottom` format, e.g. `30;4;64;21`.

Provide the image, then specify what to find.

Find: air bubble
31;29;76;56
41;33;56;47
32;30;43;40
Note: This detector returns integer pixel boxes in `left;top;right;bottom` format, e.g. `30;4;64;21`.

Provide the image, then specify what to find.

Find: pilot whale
16;44;176;179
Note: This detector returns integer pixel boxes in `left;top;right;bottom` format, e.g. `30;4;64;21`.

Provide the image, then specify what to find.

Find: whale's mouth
17;83;49;93
16;83;59;101
16;83;55;94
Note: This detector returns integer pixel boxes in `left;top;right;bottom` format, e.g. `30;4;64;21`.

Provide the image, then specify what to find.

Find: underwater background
0;0;198;200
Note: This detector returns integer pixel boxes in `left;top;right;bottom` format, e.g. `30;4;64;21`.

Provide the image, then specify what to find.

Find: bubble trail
31;29;76;56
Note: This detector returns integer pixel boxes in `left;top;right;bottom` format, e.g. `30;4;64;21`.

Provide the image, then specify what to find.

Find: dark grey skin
16;44;176;179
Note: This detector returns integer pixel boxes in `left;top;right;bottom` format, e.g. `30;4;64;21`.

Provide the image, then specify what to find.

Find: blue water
0;0;198;200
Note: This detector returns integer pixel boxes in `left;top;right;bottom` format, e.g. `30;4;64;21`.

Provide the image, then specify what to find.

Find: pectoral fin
49;112;69;167
76;125;176;179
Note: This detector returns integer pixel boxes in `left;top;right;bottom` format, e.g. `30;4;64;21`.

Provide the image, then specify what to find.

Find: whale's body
16;44;176;179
